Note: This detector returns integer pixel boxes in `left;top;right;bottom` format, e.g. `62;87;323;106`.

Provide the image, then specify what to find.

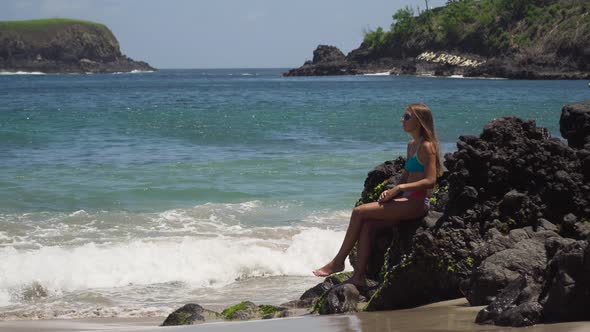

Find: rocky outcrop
286;44;590;78
0;19;155;73
294;100;590;327
560;101;590;150
283;45;353;76
285;1;590;79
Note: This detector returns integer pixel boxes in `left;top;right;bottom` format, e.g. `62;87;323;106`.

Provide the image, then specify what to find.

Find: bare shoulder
419;141;436;158
421;140;434;150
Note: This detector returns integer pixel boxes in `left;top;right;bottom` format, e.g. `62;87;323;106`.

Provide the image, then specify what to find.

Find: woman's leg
347;198;426;285
314;198;426;277
313;206;365;276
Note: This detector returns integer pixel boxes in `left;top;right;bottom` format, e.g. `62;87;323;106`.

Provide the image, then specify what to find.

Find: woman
312;103;443;287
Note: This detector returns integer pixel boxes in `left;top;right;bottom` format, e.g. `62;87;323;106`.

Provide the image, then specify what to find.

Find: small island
285;0;590;79
0;18;155;74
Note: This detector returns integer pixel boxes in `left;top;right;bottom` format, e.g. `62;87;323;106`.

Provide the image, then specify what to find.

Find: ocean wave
363;71;391;76
112;70;155;75
0;227;347;305
0;201;349;248
0;71;45;75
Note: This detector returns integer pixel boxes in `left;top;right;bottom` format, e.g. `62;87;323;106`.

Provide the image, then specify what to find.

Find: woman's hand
378;186;401;203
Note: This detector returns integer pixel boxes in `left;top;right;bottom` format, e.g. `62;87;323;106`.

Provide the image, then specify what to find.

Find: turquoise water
0;69;587;319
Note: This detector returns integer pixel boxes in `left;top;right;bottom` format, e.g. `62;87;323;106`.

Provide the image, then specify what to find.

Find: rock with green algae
221;301;291;320
282;272;353;309
161;303;220;326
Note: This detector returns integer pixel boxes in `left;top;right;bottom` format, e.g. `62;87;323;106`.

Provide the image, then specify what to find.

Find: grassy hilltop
0;18;106;31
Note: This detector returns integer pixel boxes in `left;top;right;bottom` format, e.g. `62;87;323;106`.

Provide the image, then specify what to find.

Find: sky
0;0;447;69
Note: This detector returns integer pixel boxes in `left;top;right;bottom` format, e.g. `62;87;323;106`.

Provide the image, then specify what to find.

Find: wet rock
318;284;359;315
220;301;292;321
288;272;353;308
540;240;590;322
162;304;218;326
476;274;543;326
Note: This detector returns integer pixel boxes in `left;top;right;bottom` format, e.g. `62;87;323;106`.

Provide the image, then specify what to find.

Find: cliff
285;0;590;79
0;18;155;73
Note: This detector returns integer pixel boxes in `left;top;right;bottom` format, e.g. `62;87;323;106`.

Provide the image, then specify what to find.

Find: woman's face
401;109;419;133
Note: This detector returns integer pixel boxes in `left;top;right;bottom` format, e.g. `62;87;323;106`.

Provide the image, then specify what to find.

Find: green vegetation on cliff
363;0;590;61
0;18;106;32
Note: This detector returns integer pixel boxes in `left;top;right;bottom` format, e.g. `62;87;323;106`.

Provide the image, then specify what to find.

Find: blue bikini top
405;139;425;173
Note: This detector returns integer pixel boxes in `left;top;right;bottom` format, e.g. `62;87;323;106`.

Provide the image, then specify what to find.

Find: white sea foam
0;200;351;318
112;70;155;75
0;71;45;75
363;71;391;76
130;70;155;73
0;227;347;304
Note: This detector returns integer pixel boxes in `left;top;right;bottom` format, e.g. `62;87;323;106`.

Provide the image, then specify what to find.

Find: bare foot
312;261;344;277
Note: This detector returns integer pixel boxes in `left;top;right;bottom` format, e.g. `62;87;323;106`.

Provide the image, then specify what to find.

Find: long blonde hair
407;103;444;177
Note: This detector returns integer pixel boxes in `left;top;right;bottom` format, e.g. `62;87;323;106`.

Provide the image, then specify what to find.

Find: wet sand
1;299;589;332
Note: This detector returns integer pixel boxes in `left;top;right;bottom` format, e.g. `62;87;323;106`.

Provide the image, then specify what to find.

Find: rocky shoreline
0;19;155;74
283;45;590;79
162;100;590;327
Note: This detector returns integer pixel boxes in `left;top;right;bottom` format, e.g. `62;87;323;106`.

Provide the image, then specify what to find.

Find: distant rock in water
0;18;155;74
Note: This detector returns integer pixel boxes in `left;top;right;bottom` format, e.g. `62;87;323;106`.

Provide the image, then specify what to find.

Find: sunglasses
401;113;412;121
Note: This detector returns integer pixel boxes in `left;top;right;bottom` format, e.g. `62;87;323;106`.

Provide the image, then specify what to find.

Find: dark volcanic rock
312;45;345;64
318;284;360;315
283;272;352;308
475;275;543;327
444;117;588;226
560;101;590;149
466;227;556;305
540;240;590;322
284;45;352;76
162;304;218;326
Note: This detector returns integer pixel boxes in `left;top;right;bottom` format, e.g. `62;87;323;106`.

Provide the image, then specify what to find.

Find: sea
0;68;587;320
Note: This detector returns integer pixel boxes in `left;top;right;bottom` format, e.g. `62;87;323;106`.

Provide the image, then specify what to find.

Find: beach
2;299;590;332
1;70;589;329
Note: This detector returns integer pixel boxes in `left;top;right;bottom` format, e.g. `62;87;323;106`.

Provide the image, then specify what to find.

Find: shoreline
1;299;589;332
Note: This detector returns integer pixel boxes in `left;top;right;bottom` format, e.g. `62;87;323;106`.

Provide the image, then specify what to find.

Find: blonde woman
313;103;444;287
